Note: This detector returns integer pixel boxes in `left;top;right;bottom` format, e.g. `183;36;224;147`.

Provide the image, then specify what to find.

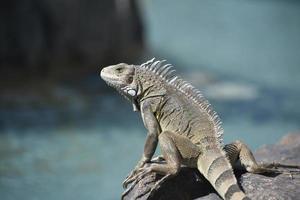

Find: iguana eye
116;67;124;73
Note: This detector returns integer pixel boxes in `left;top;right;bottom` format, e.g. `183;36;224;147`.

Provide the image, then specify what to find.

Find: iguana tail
197;149;250;200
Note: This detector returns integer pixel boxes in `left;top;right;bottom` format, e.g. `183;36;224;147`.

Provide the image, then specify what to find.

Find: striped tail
197;149;250;200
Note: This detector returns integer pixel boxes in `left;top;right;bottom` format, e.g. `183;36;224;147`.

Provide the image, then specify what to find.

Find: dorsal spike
177;80;186;88
156;61;168;74
168;76;178;84
154;60;166;73
173;78;182;87
150;60;160;70
141;57;155;68
159;64;172;77
165;69;176;79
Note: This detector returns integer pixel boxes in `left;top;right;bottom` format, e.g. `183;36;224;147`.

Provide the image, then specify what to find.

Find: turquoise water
1;1;300;200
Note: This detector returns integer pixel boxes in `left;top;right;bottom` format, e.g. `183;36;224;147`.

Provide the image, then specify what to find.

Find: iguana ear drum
127;76;133;84
127;89;137;97
126;67;135;84
121;86;137;97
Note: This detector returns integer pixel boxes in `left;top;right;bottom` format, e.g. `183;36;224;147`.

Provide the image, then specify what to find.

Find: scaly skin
100;59;299;200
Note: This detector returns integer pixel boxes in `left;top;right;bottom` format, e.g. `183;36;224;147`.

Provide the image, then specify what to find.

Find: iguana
100;58;299;200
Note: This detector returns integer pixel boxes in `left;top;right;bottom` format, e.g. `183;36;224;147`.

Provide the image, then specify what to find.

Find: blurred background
0;0;300;200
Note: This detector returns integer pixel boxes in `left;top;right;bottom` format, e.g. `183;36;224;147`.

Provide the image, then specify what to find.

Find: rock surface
122;134;300;200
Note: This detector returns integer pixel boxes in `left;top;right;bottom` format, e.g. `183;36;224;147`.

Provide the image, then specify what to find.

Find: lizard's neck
135;69;167;106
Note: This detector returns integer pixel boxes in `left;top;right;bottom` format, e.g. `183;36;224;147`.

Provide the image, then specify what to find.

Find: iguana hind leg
224;140;300;174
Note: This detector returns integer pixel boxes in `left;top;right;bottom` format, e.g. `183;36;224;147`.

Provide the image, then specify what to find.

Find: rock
122;134;300;200
0;0;144;79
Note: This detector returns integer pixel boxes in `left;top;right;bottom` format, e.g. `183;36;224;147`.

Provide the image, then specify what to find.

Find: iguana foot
253;162;300;178
121;164;156;199
121;178;140;200
224;140;300;178
123;172;133;189
122;168;173;200
122;174;145;199
259;162;300;169
123;158;150;189
122;163;154;189
123;171;136;189
123;164;153;188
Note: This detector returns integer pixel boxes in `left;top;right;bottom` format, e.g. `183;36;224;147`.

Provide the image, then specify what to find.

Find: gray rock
122;134;300;200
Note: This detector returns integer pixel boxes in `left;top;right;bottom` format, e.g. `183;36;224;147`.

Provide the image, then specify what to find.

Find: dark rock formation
0;0;144;79
122;134;300;200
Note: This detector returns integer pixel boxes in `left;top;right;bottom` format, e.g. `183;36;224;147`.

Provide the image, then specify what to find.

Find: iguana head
101;59;171;111
100;63;141;111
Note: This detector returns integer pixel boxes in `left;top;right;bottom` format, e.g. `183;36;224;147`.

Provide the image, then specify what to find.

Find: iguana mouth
101;74;131;102
100;70;115;84
100;70;123;89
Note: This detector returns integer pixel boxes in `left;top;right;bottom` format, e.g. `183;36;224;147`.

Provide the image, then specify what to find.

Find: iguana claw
121;179;139;199
123;171;135;189
123;159;148;189
253;162;300;178
123;164;152;189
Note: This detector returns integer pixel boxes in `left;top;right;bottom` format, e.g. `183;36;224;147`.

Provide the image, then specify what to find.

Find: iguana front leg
122;130;191;199
123;100;160;189
224;140;300;174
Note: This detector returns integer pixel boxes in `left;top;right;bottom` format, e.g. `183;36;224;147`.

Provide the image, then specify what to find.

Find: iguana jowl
100;58;298;200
